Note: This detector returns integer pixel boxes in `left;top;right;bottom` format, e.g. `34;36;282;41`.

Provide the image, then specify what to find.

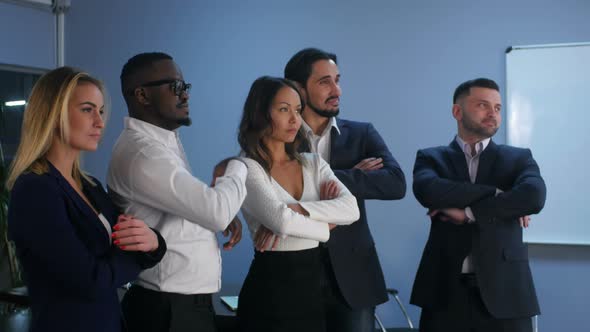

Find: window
0;66;45;167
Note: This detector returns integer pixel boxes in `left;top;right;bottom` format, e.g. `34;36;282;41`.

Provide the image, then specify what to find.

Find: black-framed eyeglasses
136;79;192;96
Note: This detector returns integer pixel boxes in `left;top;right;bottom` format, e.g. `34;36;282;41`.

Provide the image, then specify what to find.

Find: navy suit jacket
410;140;546;319
8;162;166;332
322;118;406;308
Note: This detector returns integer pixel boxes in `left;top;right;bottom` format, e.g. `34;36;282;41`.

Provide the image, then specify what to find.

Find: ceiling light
4;100;26;107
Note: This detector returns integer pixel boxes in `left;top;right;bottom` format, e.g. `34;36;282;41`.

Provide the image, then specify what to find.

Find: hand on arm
333;123;406;200
112;215;159;252
467;183;531;228
428;208;468;225
519;215;531;228
211;157;240;186
210;164;244;250
222;217;243;250
253;225;280;252
297;157;360;225
320;180;341;200
320;180;341;230
427;208;531;228
470;149;546;219
251;200;315;251
353;157;383;171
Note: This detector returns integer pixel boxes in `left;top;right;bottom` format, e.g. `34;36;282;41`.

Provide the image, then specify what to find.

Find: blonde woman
6;67;166;332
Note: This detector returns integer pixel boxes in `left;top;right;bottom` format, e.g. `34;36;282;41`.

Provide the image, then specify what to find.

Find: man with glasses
107;52;247;332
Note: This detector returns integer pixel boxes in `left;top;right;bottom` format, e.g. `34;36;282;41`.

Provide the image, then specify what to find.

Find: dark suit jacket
323;118;406;308
8;162;166;332
410;139;546;319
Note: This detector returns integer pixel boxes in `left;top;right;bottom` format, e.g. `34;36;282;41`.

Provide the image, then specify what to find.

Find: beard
175;102;192;126
461;114;498;138
307;99;340;118
176;117;192;127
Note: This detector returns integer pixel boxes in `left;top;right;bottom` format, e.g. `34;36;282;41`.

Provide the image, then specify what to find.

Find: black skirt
237;247;325;332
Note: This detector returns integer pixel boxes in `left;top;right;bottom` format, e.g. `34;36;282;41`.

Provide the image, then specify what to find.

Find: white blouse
241;153;360;251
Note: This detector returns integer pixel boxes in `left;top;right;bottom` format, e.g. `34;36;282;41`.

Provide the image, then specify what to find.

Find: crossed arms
333;123;406;200
412;148;546;224
241;155;360;247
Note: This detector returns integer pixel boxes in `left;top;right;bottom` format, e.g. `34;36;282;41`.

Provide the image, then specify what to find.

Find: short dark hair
453;78;500;104
120;52;173;95
284;48;337;87
238;76;308;173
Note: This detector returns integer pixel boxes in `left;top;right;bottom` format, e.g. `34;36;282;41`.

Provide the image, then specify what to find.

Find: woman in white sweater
235;76;360;332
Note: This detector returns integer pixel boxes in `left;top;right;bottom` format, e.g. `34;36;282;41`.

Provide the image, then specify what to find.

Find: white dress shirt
455;135;490;273
240;153;360;251
107;117;247;294
301;117;340;162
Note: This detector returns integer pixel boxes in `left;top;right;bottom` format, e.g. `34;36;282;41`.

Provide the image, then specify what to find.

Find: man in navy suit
410;78;546;332
281;48;407;332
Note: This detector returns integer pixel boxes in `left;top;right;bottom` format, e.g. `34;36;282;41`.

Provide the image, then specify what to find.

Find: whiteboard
506;42;590;245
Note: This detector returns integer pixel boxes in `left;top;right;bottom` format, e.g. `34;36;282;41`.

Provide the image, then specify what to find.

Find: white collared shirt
455;135;491;273
107;117;247;294
301;117;340;162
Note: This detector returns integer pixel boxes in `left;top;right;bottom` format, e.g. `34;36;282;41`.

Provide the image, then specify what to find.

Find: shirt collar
124;117;179;147
301;117;340;138
455;135;491;157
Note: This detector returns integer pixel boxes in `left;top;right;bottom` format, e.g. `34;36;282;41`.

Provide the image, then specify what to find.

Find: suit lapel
84;182;117;225
48;164;93;216
448;140;470;182
475;140;498;185
330;118;346;168
48;163;108;235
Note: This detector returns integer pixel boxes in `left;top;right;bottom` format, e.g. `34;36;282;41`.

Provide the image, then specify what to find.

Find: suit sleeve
412;149;498;209
333;123;406;200
132;229;167;269
470;149;546;219
8;176;145;300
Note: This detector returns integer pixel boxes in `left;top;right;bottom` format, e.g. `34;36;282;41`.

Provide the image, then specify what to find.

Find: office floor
0;306;30;332
0;303;237;332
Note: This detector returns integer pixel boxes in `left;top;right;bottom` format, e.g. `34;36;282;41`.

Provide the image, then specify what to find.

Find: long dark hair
238;76;308;173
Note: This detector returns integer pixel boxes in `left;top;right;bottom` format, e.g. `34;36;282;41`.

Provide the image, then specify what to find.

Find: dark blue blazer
410;140;546;319
8;162;166;332
324;118;406;308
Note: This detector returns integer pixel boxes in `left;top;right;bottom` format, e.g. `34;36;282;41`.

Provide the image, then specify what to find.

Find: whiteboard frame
506;41;590;245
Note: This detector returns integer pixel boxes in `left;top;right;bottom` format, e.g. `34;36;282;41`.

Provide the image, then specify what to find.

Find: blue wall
62;0;590;330
0;1;55;69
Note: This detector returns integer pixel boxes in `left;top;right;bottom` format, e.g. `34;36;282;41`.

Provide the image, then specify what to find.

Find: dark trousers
419;274;533;332
237;247;325;332
320;248;375;332
122;285;217;332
